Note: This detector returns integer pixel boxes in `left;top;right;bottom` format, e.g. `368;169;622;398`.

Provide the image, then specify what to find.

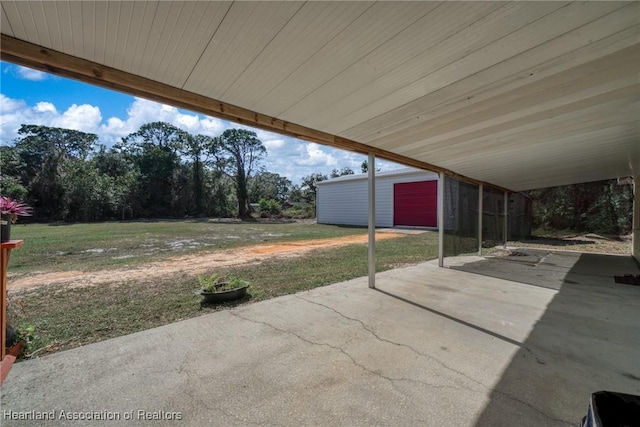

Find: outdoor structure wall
634;176;639;264
317;169;438;227
509;193;533;240
443;177;480;256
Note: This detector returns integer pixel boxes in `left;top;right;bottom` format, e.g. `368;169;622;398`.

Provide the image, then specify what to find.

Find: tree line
0;123;355;222
529;181;633;235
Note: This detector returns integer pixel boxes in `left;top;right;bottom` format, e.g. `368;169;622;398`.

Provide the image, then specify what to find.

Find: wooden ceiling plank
185;2;303;99
291;2;563;128
81;1;96;62
439;130;639;190
123;1;156;76
451;134;640;179
405;97;639;162
338;2;636;140
137;1;171;78
250;2;431;117
113;1;135;71
438;124;638;171
175;2;231;89
40;1;64;52
92;1;108;64
400;81;638;157
376;45;639;151
27;1;51;49
420;96;640;166
69;1;83;58
223;2;375;110
157;2;212;87
0;3;15;38
349;24;640;145
4;1;35;44
146;1;183;82
276;1;457;122
103;1;120;67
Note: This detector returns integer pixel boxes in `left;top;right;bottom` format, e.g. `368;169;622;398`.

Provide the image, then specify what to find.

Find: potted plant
0;196;32;243
199;273;249;303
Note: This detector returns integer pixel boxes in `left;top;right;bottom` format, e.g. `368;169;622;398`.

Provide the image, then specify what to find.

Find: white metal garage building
317;168;438;228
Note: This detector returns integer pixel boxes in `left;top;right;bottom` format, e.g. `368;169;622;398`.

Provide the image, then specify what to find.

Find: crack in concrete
175;358;262;427
295;295;574;426
493;389;574;426
213;405;264;426
228;311;469;395
295;295;487;392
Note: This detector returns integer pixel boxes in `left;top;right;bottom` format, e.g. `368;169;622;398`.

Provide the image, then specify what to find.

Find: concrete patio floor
1;250;639;426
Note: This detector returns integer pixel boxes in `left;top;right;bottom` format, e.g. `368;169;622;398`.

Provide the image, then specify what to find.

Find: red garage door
394;181;437;227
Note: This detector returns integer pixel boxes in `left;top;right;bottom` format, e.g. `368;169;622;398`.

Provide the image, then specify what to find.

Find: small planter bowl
201;283;249;303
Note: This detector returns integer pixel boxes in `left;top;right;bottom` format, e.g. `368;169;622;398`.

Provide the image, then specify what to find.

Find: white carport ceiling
1;1;638;191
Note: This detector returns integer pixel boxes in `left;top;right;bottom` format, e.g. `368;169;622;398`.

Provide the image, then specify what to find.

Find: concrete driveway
2;251;639;426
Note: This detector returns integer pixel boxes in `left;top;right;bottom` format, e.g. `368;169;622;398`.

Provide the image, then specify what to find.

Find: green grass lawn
6;220;438;358
7;220;370;276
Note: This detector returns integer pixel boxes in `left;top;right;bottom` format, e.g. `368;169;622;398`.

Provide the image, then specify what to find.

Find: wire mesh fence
482;187;505;250
442;177;532;257
443;177;479;257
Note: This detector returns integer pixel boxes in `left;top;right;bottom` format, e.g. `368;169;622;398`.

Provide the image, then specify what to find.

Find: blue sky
1;61;402;184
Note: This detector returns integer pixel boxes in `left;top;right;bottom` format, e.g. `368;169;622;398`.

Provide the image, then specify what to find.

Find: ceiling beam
1;35;511;192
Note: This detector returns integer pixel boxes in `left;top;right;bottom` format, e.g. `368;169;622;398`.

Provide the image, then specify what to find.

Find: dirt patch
9;232;404;293
507;233;631;255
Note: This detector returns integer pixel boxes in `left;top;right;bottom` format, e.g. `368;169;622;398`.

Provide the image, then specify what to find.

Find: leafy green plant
16;323;36;356
199;274;248;292
258;198;282;216
198;273;221;292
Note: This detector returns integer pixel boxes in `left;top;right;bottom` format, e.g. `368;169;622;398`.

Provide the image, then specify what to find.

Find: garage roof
318;168;438;185
1;1;638;191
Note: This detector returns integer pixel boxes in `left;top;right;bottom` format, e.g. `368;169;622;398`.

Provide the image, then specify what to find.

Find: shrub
282;204;316;219
258;198;281;216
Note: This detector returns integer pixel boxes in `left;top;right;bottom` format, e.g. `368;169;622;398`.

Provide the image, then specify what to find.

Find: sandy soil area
8;232;404;293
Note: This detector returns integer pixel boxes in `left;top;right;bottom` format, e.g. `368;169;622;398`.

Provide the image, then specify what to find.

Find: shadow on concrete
450;251;640;426
519;237;596;246
374;288;522;347
449;249;638;291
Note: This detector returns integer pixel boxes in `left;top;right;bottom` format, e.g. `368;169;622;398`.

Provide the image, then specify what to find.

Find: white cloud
55;104;102;133
34;102;57;114
98;98;229;144
0;95;48;142
1;96;101;142
200;117;225;135
263;139;285;150
297;143;338;167
16;66;47;81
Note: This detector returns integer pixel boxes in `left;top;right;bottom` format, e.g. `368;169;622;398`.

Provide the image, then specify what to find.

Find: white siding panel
318;179;372;227
317;170;438;227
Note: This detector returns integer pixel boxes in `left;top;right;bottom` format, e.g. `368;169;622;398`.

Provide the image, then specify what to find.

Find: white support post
503;191;509;249
368;153;376;288
478;184;483;256
438;172;445;267
633;176;639;264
